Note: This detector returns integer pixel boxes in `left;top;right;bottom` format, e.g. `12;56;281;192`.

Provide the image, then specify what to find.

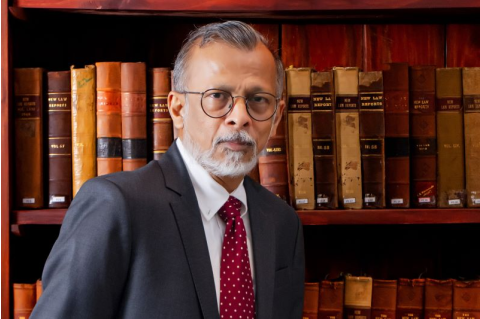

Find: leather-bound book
345;276;373;319
462;67;480;207
396;278;425;319
258;112;290;201
359;71;386;208
311;70;338;209
318;280;344;319
286;67;315;209
383;63;410;208
303;282;320;319
410;66;437;207
247;163;260;183
333;67;363;209
121;62;147;171
71;65;96;197
13;68;44;208
148;67;173;161
13;283;36;319
372;280;397;319
47;71;72;208
425;279;453;319
436;68;465;207
96;62;122;175
36;279;42;302
453;280;480;319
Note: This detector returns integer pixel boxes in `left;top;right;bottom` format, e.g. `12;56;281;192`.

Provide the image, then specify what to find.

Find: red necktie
218;196;256;319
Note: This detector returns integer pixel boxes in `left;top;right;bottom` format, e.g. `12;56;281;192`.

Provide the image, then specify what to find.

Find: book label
360;93;384;110
49;137;72;156
344;198;356;204
14;95;41;118
464;95;480;112
97;137;123;158
22;198;35;204
411;93;435;112
51;196;66;203
419;197;431;203
317;197;329;204
436;97;462;111
384;91;408;112
385;137;410;158
48;93;71;110
448;199;461;205
296;199;308;204
149;96;170;119
288;96;311;111
336;96;359;111
313;140;334;156
312;93;333;111
364;196;376;203
474;199;480;204
411;138;436;156
391;198;404;204
262;143;286;156
361;139;383;156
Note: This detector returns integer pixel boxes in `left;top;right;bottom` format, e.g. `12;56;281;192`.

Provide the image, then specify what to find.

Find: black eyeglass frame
179;88;280;122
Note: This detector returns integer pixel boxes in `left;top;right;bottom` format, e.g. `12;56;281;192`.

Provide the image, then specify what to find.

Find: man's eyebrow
213;85;270;94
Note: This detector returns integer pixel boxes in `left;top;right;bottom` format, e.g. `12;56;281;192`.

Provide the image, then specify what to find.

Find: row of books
260;64;480;210
14;64;173;209
13;280;42;319
303;276;480;319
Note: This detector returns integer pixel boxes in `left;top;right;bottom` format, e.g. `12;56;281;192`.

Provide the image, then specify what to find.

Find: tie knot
218;196;242;222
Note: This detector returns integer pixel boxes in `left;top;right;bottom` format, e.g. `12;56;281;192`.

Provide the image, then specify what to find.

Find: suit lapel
159;144;220;319
245;179;275;319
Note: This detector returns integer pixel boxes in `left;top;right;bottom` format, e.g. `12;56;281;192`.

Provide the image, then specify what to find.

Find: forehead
184;41;277;91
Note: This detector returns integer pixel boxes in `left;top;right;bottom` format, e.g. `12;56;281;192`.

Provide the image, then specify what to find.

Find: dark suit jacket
31;143;304;319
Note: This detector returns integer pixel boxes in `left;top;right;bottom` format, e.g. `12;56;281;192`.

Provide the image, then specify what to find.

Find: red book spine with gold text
303;282;320;319
425;279;453;319
318;280;344;319
396;278;425;319
13;283;36;319
372;280;397;319
453;280;480;319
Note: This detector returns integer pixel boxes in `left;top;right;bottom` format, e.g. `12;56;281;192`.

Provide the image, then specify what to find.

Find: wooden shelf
10;208;480;227
298;208;480;225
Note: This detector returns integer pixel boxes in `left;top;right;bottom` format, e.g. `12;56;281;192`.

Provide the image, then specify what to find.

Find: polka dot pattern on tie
218;196;256;319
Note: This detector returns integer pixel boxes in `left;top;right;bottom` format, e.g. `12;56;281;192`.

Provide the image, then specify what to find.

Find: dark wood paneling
364;24;445;71
446;24;480;67
251;23;280;53
281;24;363;70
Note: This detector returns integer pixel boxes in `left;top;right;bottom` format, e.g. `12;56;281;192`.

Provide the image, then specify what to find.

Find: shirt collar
176;138;247;221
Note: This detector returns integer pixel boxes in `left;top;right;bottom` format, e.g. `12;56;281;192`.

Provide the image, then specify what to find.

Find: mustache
213;131;256;148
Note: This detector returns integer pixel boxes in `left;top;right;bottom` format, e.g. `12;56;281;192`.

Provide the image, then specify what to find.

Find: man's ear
270;99;285;136
168;91;186;130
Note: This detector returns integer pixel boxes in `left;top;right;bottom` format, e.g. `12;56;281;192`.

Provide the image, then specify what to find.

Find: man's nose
225;96;252;128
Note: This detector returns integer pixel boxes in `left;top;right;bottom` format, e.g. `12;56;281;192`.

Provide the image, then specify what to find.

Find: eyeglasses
179;88;280;122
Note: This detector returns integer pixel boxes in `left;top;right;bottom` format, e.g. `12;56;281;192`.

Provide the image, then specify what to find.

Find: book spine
453;280;480;319
462;67;480;207
436;68;466;207
13;68;44;208
359;71;386;208
318;281;344;319
425;279;453;319
396;278;425;319
311;71;338;209
345;276;373;319
71;65;96;197
372;280;397;319
334;67;363;209
383;63;410;208
303;282;320;319
148;68;173;161
47;71;72;208
121;62;147;171
96;62;122;175
13;283;36;319
36;279;42;302
286;68;315;209
410;66;437;207
247;163;260;184
258;113;290;202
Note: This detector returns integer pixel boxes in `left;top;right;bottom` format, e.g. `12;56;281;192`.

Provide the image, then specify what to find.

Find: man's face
173;41;284;178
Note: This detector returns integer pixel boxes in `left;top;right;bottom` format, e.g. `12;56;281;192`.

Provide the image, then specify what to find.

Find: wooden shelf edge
298;208;480;225
12;209;67;226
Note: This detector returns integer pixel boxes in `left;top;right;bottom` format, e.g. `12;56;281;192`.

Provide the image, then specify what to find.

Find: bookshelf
2;1;480;318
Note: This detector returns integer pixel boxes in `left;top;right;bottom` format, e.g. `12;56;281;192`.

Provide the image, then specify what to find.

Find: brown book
311;70;338;209
396;278;425;319
14;68;44;208
453;280;480;319
462;67;480;207
436;68;466;207
13;283;36;319
333;67;363;209
71;65;96;197
345;276;373;319
410;65;437;207
121;62;147;171
304;282;320;319
359;71;386;208
148;67;173;161
286;67;315;209
258;112;290;202
47;71;72;208
383;63;410;208
372;279;397;319
36;279;42;302
425;279;453;319
318;280;344;319
96;62;122;175
247;163;260;184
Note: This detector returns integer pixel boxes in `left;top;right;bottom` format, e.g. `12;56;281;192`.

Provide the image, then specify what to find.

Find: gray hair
173;21;284;98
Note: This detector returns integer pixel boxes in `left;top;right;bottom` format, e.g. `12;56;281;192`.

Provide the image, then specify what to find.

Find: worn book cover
345;276;373;319
303;282;319;319
396;278;425;319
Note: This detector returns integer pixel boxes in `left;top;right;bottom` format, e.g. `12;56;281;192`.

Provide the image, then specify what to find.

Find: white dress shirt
175;138;256;311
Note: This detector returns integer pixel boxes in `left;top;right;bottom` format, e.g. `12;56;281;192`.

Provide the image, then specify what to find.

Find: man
31;21;304;319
